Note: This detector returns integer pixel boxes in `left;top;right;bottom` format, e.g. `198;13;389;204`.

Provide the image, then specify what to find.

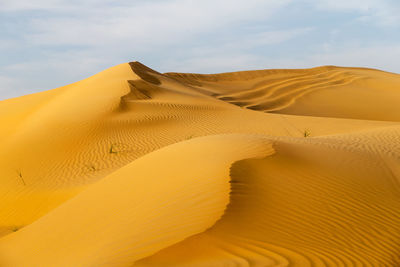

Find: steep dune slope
136;134;400;266
0;62;399;266
0;135;275;267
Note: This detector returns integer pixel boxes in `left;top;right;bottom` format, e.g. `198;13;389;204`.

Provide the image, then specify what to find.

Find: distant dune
0;62;399;266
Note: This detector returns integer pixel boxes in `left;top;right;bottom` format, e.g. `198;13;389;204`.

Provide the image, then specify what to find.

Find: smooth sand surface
0;62;399;266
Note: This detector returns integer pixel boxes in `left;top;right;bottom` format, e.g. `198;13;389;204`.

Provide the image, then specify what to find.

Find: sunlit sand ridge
0;62;399;266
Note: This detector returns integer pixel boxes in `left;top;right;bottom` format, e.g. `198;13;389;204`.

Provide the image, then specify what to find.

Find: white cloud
310;0;400;26
0;0;297;99
160;27;314;72
0;0;117;11
1;0;400;100
185;27;313;54
234;28;314;48
20;0;292;48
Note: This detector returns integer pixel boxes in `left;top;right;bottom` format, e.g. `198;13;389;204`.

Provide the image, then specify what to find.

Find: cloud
309;0;400;26
0;0;297;98
19;0;293;48
222;28;314;50
0;0;118;11
0;0;399;99
159;27;314;72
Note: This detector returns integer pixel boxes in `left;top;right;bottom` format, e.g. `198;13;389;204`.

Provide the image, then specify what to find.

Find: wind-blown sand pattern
0;62;400;266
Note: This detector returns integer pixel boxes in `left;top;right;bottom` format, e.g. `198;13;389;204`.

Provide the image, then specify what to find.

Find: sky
0;0;399;100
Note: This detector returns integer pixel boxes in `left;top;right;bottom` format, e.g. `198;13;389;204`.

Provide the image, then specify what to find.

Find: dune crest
0;62;399;266
0;135;275;266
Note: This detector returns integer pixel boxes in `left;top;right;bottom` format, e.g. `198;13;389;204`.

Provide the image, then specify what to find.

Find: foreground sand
0;62;399;266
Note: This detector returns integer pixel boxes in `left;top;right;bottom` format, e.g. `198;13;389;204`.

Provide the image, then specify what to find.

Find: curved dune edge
0;134;275;267
1;62;397;238
135;138;400;266
0;62;400;266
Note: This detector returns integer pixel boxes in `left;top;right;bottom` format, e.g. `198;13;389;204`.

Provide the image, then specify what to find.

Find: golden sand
0;62;399;266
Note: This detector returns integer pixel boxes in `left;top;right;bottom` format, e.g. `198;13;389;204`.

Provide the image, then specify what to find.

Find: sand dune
0;61;399;266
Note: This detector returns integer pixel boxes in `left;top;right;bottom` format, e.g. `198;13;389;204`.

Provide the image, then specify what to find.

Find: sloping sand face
0;62;399;266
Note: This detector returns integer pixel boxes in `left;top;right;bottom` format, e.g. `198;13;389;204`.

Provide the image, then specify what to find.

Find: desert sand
0;61;399;266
